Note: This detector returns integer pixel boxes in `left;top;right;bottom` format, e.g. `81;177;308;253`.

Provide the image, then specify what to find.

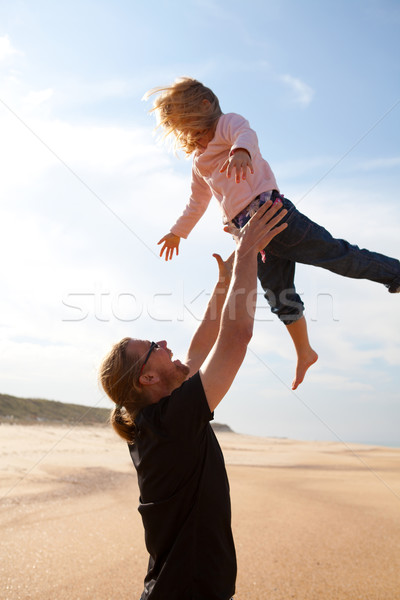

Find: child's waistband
231;190;282;229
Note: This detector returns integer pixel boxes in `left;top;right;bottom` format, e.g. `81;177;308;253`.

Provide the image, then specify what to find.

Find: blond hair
145;77;222;154
99;337;148;444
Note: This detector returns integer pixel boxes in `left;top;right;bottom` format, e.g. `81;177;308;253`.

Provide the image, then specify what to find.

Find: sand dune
1;424;400;599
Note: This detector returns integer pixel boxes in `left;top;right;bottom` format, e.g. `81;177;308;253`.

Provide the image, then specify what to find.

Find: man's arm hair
199;201;287;412
185;253;233;377
198;252;256;412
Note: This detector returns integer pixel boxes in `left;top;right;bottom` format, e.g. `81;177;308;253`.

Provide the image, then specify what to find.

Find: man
99;200;287;600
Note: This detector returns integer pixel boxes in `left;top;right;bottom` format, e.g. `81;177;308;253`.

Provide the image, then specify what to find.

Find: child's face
177;99;219;153
194;98;218;150
195;128;215;150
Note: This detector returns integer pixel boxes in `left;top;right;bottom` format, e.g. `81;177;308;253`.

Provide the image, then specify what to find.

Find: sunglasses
139;342;160;376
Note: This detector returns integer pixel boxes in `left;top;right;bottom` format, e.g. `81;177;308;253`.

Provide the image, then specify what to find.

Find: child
146;77;400;390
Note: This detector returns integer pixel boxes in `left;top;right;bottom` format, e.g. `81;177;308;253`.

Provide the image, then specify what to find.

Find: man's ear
138;371;160;387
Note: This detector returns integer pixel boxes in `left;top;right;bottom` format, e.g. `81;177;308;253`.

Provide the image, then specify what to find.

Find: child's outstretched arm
158;232;181;261
219;148;254;183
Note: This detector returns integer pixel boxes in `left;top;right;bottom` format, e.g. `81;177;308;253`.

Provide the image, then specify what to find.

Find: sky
0;0;399;446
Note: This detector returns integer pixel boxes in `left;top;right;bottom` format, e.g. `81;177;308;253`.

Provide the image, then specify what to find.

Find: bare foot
291;349;318;390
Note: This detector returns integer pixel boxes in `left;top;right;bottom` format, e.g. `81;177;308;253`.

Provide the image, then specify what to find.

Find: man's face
127;339;189;393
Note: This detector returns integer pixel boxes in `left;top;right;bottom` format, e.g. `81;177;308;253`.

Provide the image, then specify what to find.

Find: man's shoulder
137;372;211;435
167;371;204;402
141;372;204;415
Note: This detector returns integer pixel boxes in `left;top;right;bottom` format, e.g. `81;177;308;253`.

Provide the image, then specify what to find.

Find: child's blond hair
145;77;222;154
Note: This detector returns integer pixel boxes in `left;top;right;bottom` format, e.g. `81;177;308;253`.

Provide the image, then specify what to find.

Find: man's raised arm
185;252;234;377
199;200;287;412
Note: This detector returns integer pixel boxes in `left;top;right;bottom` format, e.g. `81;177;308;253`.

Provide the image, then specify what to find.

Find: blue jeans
234;191;400;325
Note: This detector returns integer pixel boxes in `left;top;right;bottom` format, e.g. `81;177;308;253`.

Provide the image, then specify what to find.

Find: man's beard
160;361;190;391
176;361;190;378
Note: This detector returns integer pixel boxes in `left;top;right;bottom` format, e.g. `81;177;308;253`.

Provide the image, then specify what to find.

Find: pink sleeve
170;167;212;239
220;113;259;159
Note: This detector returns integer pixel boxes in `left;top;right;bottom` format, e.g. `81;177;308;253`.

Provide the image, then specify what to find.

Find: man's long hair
99;337;147;443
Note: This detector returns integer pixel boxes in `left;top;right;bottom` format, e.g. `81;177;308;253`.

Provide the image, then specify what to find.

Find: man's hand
219;149;254;183
212;251;235;285
239;199;288;257
158;232;181;261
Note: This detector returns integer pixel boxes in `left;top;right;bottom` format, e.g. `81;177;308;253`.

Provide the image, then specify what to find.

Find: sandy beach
1;423;399;600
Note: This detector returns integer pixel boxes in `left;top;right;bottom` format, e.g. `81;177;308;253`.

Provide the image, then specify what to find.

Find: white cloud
23;88;54;108
280;74;315;107
306;372;374;392
0;35;20;62
354;156;400;171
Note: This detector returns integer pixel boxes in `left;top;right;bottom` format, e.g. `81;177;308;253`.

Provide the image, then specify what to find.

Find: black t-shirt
129;372;236;600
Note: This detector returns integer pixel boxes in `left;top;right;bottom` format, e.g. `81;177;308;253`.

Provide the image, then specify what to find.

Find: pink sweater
170;113;279;239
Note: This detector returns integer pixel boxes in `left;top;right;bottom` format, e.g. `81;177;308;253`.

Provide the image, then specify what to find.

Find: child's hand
158;232;181;261
219;149;254;183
